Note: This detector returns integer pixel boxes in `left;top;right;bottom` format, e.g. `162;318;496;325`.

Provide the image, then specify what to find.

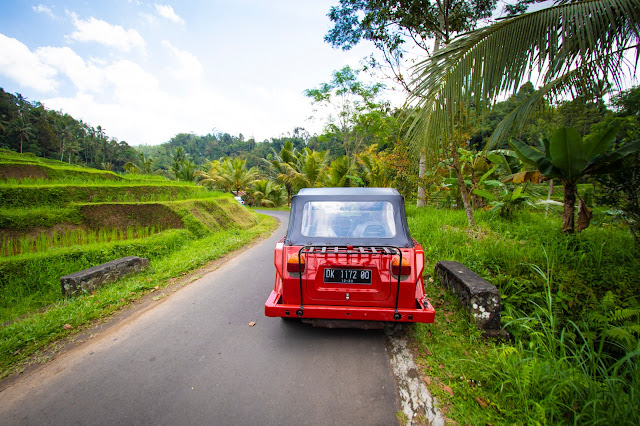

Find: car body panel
265;188;435;324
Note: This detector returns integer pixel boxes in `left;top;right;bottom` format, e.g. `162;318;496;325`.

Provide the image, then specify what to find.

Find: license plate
323;268;372;284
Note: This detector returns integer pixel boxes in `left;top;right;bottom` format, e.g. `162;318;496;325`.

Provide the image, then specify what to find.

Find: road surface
0;211;401;425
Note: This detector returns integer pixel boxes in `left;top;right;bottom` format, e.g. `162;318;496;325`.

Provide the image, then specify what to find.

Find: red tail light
287;254;305;276
391;255;411;279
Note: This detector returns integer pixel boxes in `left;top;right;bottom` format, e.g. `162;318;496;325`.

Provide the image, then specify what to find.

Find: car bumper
264;291;435;323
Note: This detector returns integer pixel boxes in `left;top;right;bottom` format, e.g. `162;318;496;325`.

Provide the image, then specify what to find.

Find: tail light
287;253;305;277
391;255;411;280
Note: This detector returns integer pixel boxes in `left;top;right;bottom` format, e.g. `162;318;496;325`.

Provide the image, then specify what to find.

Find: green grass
407;205;639;319
0;206;83;230
0;229;192;322
0;197;260;322
0;214;277;379
1;225;161;256
251;206;291;211
0;184;222;208
406;206;640;425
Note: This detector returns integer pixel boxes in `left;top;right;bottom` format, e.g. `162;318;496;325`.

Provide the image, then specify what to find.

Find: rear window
300;201;396;239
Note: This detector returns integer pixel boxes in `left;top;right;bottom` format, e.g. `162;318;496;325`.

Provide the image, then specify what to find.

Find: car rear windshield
300;201;397;239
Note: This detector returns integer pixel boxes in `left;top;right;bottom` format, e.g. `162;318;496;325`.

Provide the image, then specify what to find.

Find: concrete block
434;260;507;338
61;256;149;297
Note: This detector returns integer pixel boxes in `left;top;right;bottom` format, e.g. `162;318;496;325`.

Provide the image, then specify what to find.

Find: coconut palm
357;144;392;187
292;148;328;189
325;156;360;187
263;141;299;204
251;179;285;207
13;118;35;154
199;157;259;193
408;0;640;225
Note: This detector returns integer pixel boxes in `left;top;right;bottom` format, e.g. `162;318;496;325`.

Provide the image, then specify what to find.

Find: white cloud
35;46;105;94
0;33;58;92
139;12;157;26
154;4;184;25
67;12;146;52
104;60;161;104
33;4;55;19
161;41;205;83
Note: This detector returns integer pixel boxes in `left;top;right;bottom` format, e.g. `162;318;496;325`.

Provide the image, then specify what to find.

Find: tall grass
0;214;277;379
0;229;191;323
0;226;160;256
406;206;640;424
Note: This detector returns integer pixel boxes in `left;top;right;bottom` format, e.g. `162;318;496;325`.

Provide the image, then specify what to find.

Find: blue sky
0;1;384;145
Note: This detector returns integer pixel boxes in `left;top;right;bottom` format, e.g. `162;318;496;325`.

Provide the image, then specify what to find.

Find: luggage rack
294;245;404;320
300;245;400;256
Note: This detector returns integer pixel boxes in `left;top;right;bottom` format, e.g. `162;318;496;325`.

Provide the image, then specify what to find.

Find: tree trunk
545;179;554;218
416;30;443;208
562;182;576;233
470;169;479;209
452;146;475;227
416;149;427;207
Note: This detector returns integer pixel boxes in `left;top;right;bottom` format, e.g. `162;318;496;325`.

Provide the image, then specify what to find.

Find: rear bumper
264;291;435;323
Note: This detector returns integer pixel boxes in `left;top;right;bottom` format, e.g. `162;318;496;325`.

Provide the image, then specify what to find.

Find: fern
610;307;640;323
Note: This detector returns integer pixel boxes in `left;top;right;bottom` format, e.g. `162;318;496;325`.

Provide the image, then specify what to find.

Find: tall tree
326;0;497;91
325;0;498;209
305;66;385;159
408;0;640;225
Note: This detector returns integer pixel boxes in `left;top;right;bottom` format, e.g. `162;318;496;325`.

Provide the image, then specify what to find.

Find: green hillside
0;150;275;378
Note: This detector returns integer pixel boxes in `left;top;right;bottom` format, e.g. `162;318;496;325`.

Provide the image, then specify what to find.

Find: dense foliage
0;89;139;171
408;206;640;425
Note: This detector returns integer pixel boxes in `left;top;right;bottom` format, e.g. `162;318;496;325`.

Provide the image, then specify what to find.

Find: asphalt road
0;211;400;425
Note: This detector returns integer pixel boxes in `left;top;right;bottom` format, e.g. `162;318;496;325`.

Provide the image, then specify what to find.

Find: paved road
0;211;400;425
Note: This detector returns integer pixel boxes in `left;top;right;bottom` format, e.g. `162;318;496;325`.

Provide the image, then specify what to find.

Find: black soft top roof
297;187;401;197
285;187;413;247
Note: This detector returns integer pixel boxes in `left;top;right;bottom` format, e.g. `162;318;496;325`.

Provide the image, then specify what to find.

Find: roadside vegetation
0;150;276;378
407;206;639;425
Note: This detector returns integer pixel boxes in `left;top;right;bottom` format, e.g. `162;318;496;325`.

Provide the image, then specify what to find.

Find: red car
265;188;435;327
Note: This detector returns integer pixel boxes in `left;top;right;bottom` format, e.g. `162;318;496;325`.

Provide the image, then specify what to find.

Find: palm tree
325;156;360;187
199;158;259;193
263;142;299;204
408;0;640;226
291;148;328;189
251;180;285;207
357;144;393;187
14;118;35;154
176;159;198;182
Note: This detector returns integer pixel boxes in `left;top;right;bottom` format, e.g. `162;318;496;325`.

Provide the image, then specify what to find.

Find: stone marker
434;260;508;338
61;256;149;297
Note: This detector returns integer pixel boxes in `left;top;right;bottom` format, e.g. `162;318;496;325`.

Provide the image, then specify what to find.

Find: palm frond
408;0;640;159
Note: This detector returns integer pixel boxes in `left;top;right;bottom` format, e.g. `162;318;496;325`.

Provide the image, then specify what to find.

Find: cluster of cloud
67;12;146;52
154;4;184;25
1;4;228;144
2;2;331;145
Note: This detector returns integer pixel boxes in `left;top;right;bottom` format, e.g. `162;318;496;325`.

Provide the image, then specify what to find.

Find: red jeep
265;188;435;327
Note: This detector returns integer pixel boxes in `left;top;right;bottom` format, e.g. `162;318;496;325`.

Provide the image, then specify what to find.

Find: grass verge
0;214;277;380
406;205;640;425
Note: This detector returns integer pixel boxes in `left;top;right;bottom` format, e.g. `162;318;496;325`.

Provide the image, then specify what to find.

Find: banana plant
473;182;534;217
510;126;640;233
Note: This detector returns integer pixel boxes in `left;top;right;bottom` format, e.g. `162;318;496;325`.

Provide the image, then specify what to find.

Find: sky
0;0;389;145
